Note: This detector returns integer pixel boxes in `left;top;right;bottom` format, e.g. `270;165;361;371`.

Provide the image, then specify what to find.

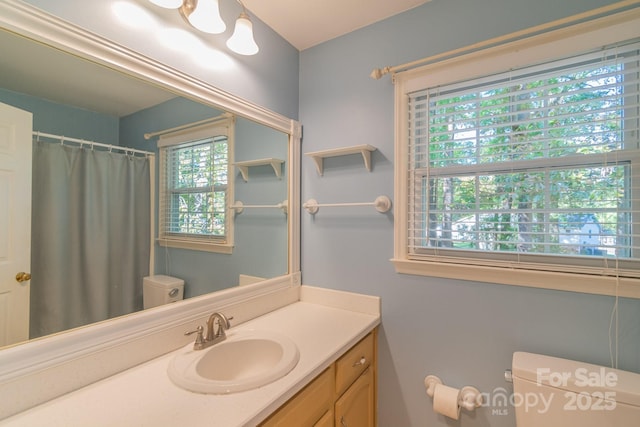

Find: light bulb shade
149;0;183;9
226;12;259;56
187;0;225;34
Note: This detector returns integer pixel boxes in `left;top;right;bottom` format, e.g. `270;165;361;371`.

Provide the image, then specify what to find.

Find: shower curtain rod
369;0;640;80
34;131;155;156
143;112;233;140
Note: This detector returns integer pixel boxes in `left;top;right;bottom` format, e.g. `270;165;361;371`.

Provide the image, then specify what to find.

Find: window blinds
159;135;229;241
407;40;640;276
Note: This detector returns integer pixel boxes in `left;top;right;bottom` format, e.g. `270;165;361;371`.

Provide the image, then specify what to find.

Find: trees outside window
414;60;632;258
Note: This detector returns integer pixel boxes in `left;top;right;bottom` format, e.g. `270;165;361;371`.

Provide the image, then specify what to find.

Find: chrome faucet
185;312;233;350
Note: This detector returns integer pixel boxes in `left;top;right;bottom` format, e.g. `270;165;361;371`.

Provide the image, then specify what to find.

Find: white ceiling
243;0;432;51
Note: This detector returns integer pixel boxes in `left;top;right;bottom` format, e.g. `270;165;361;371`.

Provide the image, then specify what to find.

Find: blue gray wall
18;1;640;426
299;1;640;426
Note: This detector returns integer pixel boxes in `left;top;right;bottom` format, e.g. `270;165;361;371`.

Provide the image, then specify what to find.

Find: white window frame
158;118;235;253
392;9;640;298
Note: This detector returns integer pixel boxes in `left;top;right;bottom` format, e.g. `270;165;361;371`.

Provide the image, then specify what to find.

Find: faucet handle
215;314;234;337
185;325;205;348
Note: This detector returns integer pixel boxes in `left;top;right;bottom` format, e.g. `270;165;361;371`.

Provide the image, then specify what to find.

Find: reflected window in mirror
158;117;236;253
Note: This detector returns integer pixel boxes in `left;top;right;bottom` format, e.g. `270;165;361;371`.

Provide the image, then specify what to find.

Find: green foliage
421;63;630;257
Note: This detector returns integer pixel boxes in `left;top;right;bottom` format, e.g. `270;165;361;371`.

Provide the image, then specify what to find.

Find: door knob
15;272;31;282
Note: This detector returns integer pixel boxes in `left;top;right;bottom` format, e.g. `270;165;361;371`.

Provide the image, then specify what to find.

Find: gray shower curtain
30;140;151;339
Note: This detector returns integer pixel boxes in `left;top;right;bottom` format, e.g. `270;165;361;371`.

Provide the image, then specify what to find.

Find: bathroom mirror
0;2;300;349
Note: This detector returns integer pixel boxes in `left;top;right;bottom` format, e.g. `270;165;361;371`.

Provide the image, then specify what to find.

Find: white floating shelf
305;144;377;176
234;158;284;181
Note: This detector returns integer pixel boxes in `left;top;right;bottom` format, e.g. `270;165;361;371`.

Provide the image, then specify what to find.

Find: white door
0;102;32;346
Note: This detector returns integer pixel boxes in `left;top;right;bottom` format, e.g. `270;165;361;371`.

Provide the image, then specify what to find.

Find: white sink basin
167;329;300;394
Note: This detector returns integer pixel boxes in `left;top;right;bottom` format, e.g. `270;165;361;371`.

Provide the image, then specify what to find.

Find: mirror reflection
0;29;289;347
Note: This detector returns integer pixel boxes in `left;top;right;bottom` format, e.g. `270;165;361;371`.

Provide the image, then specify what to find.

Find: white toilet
142;275;185;309
512;352;640;426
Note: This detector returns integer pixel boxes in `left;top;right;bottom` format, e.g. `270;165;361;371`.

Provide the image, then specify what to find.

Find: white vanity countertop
1;294;380;427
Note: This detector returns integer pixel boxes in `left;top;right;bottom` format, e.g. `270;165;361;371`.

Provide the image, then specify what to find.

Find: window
393;11;640;295
158;119;235;253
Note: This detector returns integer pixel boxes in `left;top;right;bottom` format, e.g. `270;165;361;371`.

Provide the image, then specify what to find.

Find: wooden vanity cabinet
260;329;377;427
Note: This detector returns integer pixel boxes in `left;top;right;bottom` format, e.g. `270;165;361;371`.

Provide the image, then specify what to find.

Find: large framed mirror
0;0;301;352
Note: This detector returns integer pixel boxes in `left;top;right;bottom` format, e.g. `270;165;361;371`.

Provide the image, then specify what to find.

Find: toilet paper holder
424;375;483;412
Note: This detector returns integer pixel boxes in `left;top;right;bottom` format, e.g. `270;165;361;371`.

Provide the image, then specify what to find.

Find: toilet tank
143;275;184;309
512;352;640;427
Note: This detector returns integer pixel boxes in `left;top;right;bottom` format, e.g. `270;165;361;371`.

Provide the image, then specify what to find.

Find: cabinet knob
340;416;348;427
352;357;366;367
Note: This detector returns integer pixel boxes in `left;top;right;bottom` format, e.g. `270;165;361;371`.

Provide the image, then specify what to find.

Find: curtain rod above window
370;0;640;80
143;112;233;140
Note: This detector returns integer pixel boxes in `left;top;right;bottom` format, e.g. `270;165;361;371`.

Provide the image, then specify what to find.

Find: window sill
158;238;233;254
390;258;640;299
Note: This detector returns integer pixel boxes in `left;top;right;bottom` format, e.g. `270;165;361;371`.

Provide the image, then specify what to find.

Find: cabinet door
335;368;374;427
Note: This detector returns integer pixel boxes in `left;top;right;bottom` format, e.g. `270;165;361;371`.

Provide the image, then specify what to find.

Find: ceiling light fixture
148;0;259;56
226;11;258;56
180;0;225;34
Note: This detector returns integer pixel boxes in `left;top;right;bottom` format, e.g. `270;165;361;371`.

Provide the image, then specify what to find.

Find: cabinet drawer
335;333;374;396
260;365;335;427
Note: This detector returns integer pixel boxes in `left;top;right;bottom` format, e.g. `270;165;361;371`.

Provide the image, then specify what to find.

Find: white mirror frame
0;0;301;418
